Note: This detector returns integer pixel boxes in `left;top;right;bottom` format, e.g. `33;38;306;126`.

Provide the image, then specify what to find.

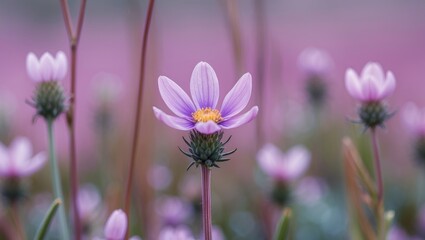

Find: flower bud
358;101;391;129
32;81;67;121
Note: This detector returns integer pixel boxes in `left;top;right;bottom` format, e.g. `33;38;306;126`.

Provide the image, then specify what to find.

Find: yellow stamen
192;108;222;123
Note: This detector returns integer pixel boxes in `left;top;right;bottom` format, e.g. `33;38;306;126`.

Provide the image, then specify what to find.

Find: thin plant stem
123;0;155;237
59;1;87;238
47;119;70;240
10;203;25;240
201;165;212;240
370;128;385;239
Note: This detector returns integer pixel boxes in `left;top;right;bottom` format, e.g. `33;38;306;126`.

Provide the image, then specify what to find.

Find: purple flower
298;47;333;75
156;196;192;226
257;143;311;182
104;209;127;240
78;183;101;222
345;62;396;102
402;103;425;136
158;226;194;240
0;137;47;178
26;51;67;82
153;61;259;134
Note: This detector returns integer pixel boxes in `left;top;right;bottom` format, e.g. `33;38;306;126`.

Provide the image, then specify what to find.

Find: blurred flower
156;196;192;226
158;226;194;240
345;62;396;128
257;143;311;182
345;62;395;103
104;209;127;240
294;177;328;205
212;226;226;240
148;164;172;191
0;137;46;178
26;51;67;82
402;103;425;136
387;225;421;240
153;61;258;134
78;183;101;222
298;47;333;76
92;72;123;105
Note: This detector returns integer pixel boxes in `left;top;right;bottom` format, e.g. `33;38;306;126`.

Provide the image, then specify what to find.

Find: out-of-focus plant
26;51;71;239
273;208;292;240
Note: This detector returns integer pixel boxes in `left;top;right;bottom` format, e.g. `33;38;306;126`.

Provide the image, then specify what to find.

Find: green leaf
273;208;292;240
33;198;62;240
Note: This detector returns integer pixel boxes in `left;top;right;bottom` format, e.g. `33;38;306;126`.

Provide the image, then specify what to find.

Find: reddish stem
124;0;155;237
201;165;212;240
59;0;87;239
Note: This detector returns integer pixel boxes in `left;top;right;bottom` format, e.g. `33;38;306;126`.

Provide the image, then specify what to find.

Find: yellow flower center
192;108;223;123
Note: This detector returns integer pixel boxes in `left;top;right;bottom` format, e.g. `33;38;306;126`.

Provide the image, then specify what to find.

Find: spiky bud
31;81;67;121
1;178;26;204
414;137;425;165
358;101;392;129
179;130;236;169
271;183;291;207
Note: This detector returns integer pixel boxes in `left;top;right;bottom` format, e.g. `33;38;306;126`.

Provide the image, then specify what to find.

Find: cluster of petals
158;226;195;240
345;62;396;102
26;51;68;82
153;61;259;134
402;103;425;137
298;47;333;75
0;137;47;178
257;143;311;182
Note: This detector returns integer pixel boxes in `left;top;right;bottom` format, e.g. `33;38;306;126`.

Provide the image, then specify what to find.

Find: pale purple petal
257;143;282;176
26;53;42;82
220;106;258;129
104;209;127;240
345;69;363;100
402;103;420;133
17;152;47;177
379;71;396;99
0;144;10;177
190;62;219;109
54;51;68;80
194;121;221;134
39;53;55;81
153;107;195;131
361;62;385;83
281;145;311;180
10;137;32;168
221;73;252;118
158;76;196;118
360;76;380;101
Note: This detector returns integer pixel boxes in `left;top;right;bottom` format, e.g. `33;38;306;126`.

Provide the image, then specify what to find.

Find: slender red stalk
370;129;384;203
201;165;212;240
59;1;87;239
124;0;155;236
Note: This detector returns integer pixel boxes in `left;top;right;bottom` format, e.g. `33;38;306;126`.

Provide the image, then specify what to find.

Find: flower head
153;62;258;134
104;209;127;240
158;226;194;240
0;137;47;178
257;143;310;182
345;62;396;103
298;47;333;75
26;52;67;82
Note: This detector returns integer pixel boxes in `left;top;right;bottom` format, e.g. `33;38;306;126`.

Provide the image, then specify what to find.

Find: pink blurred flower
257;143;311;182
402;103;425;136
294;177;327;205
345;62;396;102
78;183;101;222
0;137;47;178
26;51;67;82
104;209;127;240
212;226;226;240
298;47;333;75
387;225;421;240
153;61;258;134
156;196;192;226
158;226;194;240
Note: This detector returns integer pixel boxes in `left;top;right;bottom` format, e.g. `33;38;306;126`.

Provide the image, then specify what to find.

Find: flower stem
47;119;70;240
59;1;87;238
124;0;155;236
201;165;212;240
370;128;385;239
10;203;25;240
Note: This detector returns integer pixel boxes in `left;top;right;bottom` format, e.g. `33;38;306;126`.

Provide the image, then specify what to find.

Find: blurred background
1;0;425;239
